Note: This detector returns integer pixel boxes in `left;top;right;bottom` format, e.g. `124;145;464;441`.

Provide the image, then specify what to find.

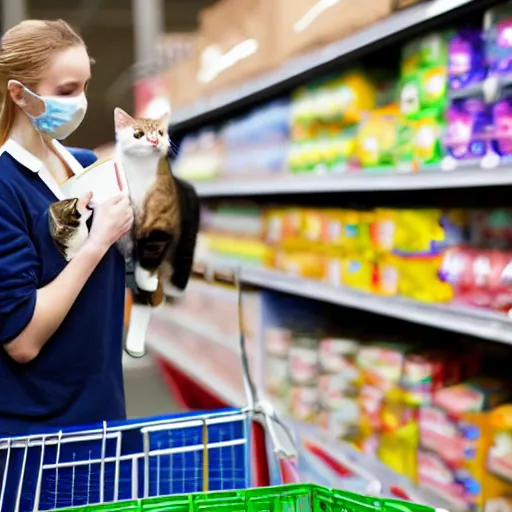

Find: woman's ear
7;80;45;117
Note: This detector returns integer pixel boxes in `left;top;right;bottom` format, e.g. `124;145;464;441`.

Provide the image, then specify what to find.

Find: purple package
449;29;487;90
493;96;512;156
444;98;493;159
487;17;512;76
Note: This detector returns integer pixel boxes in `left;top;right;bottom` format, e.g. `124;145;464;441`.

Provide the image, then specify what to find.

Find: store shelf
195;259;512;345
146;328;246;407
153;285;453;508
153;306;239;353
193;166;512;197
169;0;488;131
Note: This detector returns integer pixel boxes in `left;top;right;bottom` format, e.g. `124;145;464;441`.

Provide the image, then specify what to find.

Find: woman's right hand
86;193;134;254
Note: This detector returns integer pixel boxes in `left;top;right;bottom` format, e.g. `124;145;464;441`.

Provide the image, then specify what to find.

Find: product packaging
448;29;487;91
444;97;494;161
419;378;512;512
487;404;512;486
484;3;512;77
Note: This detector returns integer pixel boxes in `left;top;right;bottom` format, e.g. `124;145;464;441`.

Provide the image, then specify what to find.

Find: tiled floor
122;352;179;418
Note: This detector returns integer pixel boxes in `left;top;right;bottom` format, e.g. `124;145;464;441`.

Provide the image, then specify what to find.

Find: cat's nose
147;136;158;147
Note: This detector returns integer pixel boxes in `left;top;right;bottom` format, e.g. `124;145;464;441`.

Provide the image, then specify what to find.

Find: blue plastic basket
0;408;251;512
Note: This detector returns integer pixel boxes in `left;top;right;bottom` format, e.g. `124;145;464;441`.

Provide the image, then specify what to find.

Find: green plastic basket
53;484;440;512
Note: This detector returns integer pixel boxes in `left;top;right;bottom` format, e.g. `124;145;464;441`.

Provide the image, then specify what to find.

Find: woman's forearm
5;241;108;363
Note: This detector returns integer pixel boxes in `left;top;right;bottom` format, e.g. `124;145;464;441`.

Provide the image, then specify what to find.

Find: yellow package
208;234;271;265
331;71;377;126
281;208;305;248
397;253;453;303
355;105;400;168
393;209;445;254
375;253;400;296
379;388;419;482
487;405;512;491
264;209;284;245
342;210;375;257
342;256;375;292
323;252;344;287
323;209;345;247
373;208;398;254
275;250;325;280
302;209;327;246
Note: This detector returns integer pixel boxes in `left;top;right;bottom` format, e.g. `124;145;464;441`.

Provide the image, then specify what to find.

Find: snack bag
414;112;445;165
449;29;487;91
444;97;494;160
355;106;400;168
396;253;454;303
419;66;448;113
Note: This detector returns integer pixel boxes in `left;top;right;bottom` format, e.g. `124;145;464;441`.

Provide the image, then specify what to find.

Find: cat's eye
158;129;165;136
133;129;144;139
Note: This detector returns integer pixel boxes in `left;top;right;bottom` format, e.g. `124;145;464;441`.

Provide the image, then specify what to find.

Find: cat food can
289;337;319;385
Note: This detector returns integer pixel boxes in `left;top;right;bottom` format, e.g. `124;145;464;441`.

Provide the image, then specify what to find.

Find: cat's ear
157;111;171;130
114;107;136;131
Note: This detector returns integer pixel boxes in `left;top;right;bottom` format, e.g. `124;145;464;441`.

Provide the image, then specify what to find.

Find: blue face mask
9;81;88;140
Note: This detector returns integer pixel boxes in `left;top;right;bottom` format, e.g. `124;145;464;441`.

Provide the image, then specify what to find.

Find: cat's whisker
168;138;179;157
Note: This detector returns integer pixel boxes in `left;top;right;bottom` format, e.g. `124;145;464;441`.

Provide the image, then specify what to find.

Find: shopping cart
49;483;444;512
0;267;297;512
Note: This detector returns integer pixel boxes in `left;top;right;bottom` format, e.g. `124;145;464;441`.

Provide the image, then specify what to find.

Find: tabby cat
48;108;200;358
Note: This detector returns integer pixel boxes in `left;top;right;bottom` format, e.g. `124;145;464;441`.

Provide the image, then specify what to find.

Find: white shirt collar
0;138;84;176
0;138;86;200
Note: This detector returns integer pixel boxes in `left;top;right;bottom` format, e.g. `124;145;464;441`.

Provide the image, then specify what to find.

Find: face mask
10;81;88;140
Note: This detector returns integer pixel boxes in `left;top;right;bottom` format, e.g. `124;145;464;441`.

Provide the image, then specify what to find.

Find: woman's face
35;45;91;98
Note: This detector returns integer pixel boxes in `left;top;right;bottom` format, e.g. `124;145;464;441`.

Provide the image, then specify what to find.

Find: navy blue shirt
0;140;126;435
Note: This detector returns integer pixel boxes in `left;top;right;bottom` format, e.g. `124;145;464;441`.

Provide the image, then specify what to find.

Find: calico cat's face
114;107;170;157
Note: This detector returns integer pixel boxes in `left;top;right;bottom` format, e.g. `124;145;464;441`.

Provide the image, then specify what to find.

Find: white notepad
60;158;127;204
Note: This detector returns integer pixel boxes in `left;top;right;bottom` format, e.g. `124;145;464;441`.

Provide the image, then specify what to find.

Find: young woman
0;19;134;435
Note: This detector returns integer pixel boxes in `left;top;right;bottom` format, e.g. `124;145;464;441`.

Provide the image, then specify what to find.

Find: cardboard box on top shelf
196;0;277;94
198;0;246;37
273;0;395;63
163;52;203;109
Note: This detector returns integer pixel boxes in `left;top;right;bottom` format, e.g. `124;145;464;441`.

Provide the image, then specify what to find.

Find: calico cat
48;195;92;261
48;108;200;358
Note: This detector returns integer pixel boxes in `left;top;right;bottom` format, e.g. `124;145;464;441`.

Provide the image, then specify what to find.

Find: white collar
0;138;84;176
0;138;86;200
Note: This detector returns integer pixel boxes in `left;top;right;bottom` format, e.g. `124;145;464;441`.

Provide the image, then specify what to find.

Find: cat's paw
49;198;92;261
135;264;159;292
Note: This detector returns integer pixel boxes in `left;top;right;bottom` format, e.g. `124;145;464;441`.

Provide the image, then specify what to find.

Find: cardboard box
273;0;395;62
164;53;203;109
196;0;276;93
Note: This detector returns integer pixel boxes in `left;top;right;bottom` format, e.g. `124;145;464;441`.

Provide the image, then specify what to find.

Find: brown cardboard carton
198;0;245;37
274;0;394;62
196;0;276;93
164;53;203;109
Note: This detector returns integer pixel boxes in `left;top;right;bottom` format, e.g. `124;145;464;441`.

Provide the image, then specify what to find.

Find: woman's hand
86;193;134;255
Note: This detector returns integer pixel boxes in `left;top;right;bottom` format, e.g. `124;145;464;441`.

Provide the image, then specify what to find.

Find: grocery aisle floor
123;352;180;418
